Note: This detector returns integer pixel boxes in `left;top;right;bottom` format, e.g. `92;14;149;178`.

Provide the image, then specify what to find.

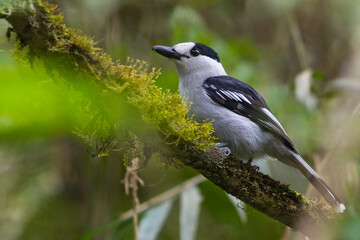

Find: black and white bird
152;42;345;213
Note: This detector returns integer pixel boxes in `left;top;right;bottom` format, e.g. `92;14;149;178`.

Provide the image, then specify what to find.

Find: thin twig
119;175;206;222
124;154;144;240
286;12;309;70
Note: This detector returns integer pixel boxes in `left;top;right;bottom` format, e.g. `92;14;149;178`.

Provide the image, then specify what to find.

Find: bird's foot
252;165;260;172
216;142;231;157
246;158;259;171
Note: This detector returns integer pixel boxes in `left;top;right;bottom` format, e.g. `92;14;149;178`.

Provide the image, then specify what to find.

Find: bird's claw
252;165;260;172
246;158;259;171
220;147;231;156
216;142;231;156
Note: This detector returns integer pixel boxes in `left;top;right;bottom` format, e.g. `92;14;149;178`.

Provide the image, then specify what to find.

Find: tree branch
0;2;340;238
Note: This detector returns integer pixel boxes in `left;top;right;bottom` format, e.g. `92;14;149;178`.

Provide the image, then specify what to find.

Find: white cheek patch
186;55;225;72
173;42;195;55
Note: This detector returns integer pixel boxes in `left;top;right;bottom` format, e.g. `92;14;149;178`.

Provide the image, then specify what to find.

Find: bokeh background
0;0;360;239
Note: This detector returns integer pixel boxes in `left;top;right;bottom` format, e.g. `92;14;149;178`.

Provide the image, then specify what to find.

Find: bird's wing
203;76;296;152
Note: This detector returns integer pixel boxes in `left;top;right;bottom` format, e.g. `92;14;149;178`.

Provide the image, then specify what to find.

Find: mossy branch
0;1;340;237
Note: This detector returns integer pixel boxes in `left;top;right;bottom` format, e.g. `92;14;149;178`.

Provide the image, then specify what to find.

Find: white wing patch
219;90;236;100
228;91;242;102
237;93;251;104
217;90;254;104
210;84;217;90
261;108;286;133
216;91;226;100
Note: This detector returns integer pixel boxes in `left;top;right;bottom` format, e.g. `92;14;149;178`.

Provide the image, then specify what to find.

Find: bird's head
152;42;226;79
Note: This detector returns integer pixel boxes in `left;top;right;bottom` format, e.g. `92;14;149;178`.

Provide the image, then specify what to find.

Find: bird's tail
291;153;345;213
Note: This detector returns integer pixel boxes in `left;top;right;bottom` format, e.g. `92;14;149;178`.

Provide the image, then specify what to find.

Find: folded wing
203;75;296;152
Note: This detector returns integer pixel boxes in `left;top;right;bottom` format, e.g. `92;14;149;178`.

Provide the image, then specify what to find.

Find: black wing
203;76;296;152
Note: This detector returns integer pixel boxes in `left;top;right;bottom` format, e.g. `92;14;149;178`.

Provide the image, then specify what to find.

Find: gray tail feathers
292;153;345;213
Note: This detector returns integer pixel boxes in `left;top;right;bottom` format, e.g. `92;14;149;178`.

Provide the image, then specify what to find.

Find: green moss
4;0;216;156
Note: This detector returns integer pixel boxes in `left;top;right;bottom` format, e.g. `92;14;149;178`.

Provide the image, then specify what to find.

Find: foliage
0;0;359;239
4;0;216;157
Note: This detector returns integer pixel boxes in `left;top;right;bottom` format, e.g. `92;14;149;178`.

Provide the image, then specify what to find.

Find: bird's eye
190;48;200;56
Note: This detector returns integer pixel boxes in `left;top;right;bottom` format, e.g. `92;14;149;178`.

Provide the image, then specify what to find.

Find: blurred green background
0;0;360;239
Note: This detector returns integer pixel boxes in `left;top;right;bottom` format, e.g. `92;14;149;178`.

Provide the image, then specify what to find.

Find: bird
152;42;345;213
